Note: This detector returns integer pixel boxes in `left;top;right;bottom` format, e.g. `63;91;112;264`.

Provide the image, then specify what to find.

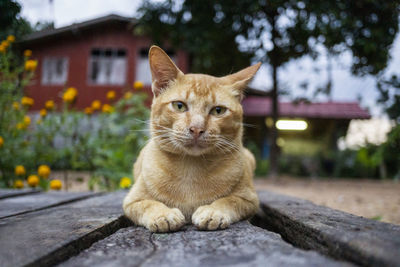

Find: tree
377;74;400;122
136;0;252;76
0;0;32;41
137;0;400;177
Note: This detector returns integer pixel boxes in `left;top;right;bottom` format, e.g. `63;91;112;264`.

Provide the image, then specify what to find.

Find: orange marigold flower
133;81;144;90
12;101;20;110
102;104;114;113
25;59;38;72
27;175;39;187
16;122;26;130
106;90;116;100
119;177;132;188
21;96;34;106
63;87;78;103
124;92;133;99
0;44;6;54
50;179;62;190
0;136;4;147
15;165;26;176
7;35;15;42
23;116;31;126
1;40;9;49
24;49;32;57
40;109;47;117
84;107;93;115
91;100;101;110
14;179;24;189
38;165;51;178
45;100;55;110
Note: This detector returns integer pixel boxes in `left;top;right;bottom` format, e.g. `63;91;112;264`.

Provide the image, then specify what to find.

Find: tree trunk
269;63;279;178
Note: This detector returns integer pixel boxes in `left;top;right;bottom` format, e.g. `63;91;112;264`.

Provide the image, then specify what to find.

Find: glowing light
276;120;308;130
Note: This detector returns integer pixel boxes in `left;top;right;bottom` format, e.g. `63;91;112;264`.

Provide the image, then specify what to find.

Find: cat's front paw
192;205;232;230
144;207;185;233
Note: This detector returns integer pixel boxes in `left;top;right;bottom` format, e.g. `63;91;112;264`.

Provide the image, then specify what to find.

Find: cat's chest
144;158;240;207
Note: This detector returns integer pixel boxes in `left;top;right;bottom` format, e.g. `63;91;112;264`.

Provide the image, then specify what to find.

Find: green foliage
377;74;400;122
0;37;150;190
0;0;32;41
136;0;252;76
0;35;35;187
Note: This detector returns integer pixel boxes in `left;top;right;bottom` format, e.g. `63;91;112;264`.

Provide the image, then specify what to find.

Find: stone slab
0;191;98;219
60;221;352;267
0;191;128;267
0;189;40;199
256;191;400;267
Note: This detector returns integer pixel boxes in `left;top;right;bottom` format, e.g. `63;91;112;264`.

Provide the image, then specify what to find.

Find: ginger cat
123;46;260;232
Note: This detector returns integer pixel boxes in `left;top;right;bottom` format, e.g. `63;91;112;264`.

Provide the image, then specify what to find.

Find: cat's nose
189;126;205;139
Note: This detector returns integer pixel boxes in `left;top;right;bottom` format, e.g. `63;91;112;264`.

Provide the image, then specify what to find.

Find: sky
18;0;400;117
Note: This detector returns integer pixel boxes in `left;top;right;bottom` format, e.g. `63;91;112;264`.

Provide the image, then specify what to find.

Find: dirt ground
254;176;400;225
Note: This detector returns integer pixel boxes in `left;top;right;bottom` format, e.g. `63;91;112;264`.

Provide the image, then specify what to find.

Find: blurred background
0;0;399;224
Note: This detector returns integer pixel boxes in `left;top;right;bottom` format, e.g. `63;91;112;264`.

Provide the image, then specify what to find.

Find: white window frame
88;48;127;85
41;57;69;85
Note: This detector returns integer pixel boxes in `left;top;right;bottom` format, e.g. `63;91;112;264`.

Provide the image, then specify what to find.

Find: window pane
89;48;126;85
41;57;68;85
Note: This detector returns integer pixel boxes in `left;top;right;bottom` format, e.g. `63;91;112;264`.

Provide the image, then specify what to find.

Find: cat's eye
171;101;188;112
210;106;227;116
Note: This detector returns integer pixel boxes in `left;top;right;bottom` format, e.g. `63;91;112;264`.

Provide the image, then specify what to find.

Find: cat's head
149;46;260;156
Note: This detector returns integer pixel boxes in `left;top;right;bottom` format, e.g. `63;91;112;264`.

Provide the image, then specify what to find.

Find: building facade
19;14;188;110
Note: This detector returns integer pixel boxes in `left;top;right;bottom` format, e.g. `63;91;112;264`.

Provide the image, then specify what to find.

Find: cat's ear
222;62;261;100
149;45;183;96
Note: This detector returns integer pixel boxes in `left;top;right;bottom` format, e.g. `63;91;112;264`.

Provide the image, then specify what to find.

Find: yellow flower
38;165;51;178
15;165;26;176
24;49;32;57
21;96;34;106
27;175;39;187
84;107;93;115
0;136;3;147
50;179;62;190
45;100;55;110
0;44;6;54
14;179;24;189
133;81;144;90
102;104;114;113
12;101;20;110
23;116;31;126
63;87;78;103
91;100;101;110
16;122;26;130
1;40;9;49
40;109;47;117
119;177;132;188
7;35;15;42
124;92;133;99
37;119;42;125
25;59;38;72
106;90;116;100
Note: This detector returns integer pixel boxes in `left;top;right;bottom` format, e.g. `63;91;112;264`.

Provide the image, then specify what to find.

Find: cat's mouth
183;139;208;149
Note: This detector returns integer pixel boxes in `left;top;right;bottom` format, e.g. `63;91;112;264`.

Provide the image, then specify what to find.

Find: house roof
242;96;370;119
20;14;135;44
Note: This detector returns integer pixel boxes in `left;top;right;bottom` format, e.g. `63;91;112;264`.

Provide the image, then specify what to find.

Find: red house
19;14;189;110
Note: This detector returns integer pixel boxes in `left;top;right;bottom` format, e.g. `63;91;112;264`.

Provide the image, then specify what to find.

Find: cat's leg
123;179;186;232
192;182;259;230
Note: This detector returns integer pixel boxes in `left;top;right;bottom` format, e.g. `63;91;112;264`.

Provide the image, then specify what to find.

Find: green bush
0;35;150;190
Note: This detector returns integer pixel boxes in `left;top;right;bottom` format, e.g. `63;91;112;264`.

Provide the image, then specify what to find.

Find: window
88;48;127;85
42;57;68;85
136;48;176;85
